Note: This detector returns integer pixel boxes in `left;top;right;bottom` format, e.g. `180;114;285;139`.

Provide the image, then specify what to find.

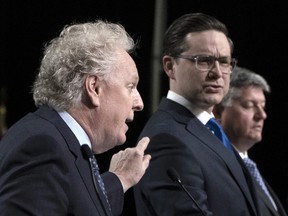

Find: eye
260;103;266;111
128;83;136;92
242;101;254;109
197;56;213;65
218;57;230;66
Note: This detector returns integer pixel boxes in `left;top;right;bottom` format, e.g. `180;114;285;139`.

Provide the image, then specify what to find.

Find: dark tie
90;155;112;211
81;144;111;212
206;118;234;153
243;157;277;209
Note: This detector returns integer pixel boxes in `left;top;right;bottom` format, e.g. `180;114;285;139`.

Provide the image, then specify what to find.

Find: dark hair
162;13;233;57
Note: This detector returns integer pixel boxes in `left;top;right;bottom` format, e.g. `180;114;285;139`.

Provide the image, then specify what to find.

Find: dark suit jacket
133;98;261;216
0;106;123;216
255;177;287;216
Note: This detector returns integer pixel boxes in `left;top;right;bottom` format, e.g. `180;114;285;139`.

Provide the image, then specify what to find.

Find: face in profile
219;86;267;151
95;48;144;152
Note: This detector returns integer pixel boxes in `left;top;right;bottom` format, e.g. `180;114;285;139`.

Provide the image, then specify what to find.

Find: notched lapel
35;106;108;215
186;118;258;215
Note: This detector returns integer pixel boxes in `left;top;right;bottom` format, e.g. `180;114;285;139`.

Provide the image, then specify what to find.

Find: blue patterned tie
206;118;234;153
243;157;277;209
90;155;111;211
81;144;111;212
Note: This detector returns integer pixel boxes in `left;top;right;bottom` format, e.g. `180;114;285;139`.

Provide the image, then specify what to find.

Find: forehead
185;30;231;54
236;86;266;100
113;48;139;82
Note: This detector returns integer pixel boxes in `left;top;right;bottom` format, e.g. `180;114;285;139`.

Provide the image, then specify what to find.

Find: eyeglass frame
172;54;237;74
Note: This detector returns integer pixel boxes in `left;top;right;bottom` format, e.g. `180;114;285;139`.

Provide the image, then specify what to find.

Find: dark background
1;0;288;215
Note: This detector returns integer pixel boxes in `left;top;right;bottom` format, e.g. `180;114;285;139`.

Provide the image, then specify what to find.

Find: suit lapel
256;183;278;215
186;117;258;209
161;100;259;216
35;106;111;215
159;99;260;215
258;178;287;216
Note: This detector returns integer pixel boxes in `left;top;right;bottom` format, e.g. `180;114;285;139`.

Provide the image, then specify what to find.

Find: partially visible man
213;66;287;216
0;20;151;216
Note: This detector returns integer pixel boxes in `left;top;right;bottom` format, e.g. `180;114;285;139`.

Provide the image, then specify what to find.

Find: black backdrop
1;0;288;215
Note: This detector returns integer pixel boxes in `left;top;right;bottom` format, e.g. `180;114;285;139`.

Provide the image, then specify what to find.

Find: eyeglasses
174;55;237;74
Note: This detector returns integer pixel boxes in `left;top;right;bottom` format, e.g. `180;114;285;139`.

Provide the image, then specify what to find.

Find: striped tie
90;155;111;211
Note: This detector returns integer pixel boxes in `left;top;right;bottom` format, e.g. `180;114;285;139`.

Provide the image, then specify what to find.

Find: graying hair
32;20;136;111
220;66;271;107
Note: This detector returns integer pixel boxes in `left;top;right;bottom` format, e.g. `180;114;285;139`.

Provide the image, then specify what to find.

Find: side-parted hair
162;12;234;57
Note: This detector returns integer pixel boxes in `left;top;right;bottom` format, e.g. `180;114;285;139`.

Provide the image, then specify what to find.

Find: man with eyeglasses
133;13;261;216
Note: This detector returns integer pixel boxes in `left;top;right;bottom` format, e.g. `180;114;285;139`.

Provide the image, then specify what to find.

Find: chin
117;135;127;146
205;95;222;104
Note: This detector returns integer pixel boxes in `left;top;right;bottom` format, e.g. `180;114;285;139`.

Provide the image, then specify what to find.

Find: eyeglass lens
197;56;234;72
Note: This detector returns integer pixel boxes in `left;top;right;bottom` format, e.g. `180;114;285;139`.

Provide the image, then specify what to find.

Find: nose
255;107;267;120
133;90;144;111
209;61;223;77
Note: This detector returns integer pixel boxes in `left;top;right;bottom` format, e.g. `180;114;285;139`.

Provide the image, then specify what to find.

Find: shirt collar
58;111;92;148
167;90;213;125
236;150;248;159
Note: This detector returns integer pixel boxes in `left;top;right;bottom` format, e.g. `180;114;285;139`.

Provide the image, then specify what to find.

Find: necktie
81;144;111;212
243;157;277;210
90;155;112;211
206;118;234;153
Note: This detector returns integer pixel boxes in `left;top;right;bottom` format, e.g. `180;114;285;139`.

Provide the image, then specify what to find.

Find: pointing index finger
136;137;150;153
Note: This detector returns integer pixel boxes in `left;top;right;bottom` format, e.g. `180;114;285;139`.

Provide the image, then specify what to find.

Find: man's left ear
85;75;101;107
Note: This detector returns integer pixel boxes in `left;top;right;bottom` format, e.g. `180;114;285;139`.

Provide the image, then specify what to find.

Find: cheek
224;109;250;127
182;73;203;93
176;66;194;81
224;80;231;94
115;95;133;116
221;109;240;124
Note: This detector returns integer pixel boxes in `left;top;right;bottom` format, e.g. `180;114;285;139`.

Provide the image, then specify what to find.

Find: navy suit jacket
133;98;261;216
0;106;123;216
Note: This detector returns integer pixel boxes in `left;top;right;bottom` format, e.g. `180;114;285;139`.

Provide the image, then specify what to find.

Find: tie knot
207;117;220;127
206;118;222;134
206;117;234;154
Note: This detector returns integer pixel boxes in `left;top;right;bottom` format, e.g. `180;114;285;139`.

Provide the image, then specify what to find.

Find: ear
162;55;176;80
85;75;101;107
